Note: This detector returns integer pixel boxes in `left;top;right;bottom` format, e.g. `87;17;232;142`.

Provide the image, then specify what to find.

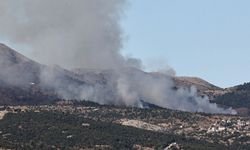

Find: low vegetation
0;101;249;149
0;111;225;150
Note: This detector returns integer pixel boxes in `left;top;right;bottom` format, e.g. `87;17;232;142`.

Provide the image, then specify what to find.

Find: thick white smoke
0;0;236;114
0;0;133;69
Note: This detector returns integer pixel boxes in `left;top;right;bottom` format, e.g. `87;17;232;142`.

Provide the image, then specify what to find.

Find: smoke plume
0;0;236;114
0;0;131;69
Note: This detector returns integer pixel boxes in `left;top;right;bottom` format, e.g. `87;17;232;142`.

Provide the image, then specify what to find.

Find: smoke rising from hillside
0;0;131;69
0;0;236;114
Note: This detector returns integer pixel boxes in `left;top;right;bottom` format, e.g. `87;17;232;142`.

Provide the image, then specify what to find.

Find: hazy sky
121;0;250;88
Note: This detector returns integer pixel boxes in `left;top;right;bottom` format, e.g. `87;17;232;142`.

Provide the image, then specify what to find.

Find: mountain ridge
0;43;248;114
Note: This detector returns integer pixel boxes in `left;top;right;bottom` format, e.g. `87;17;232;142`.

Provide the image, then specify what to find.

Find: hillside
214;82;250;115
0;43;215;106
0;43;249;115
0;43;41;87
0;44;58;105
0;44;90;105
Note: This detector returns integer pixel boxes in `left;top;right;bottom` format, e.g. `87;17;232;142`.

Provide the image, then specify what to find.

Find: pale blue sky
121;0;250;88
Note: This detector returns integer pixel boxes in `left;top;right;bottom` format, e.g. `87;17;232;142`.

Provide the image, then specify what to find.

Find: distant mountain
0;43;249;115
